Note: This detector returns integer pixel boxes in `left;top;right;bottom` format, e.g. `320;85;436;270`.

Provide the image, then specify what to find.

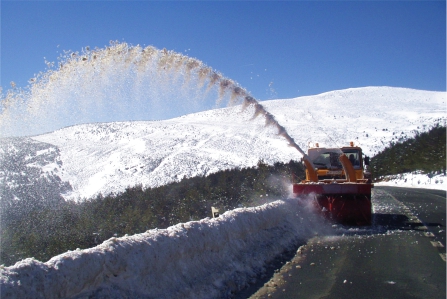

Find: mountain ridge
1;86;445;202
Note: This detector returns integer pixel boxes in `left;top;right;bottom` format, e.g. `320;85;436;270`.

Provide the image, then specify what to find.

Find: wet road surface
247;186;446;299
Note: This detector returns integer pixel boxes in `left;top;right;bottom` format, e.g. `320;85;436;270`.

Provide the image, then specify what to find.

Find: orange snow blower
293;142;373;225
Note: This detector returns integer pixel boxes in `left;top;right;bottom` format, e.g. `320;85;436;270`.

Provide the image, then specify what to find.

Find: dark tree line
0;160;304;266
370;124;446;179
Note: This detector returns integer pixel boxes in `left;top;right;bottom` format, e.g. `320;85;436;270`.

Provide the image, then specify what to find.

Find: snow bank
0;198;328;299
375;172;447;191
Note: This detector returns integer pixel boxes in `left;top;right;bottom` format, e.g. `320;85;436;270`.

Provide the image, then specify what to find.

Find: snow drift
0;198;328;299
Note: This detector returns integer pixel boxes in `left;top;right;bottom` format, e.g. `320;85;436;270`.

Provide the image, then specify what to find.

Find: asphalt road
246;186;446;299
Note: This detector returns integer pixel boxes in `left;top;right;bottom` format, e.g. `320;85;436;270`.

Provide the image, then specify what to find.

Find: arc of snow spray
1;40;309;159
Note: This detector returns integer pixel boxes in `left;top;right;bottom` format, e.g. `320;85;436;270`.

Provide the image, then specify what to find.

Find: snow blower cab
293;142;373;225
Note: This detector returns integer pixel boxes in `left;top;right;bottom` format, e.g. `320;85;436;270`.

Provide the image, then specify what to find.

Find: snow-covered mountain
1;86;446;299
1;86;445;202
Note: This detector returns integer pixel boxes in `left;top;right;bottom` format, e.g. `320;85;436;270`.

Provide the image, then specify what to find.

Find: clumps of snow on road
0;197;329;299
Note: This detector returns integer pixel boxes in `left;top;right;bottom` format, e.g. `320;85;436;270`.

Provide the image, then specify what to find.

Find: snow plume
242;96;307;156
0;43;246;134
0;41;307;157
1;41;243;137
0;198;329;299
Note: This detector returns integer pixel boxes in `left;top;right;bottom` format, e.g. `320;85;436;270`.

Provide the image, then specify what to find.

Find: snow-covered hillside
1;87;445;202
1;86;446;299
263;86;445;155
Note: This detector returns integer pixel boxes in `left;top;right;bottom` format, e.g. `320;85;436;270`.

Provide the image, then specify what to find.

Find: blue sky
1;0;446;101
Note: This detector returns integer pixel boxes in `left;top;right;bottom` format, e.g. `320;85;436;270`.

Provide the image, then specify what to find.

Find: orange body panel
294;144;373;225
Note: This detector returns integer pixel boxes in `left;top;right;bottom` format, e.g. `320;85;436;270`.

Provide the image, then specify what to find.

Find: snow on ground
2;182;440;299
1;86;445;298
262;86;446;157
375;172;447;191
30;104;298;201
25;86;446;201
0;197;331;299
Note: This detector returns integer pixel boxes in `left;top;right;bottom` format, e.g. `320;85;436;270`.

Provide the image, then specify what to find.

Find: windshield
308;148;361;169
342;149;361;169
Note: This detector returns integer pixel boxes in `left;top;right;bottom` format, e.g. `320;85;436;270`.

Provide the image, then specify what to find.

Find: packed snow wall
0;198;327;299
